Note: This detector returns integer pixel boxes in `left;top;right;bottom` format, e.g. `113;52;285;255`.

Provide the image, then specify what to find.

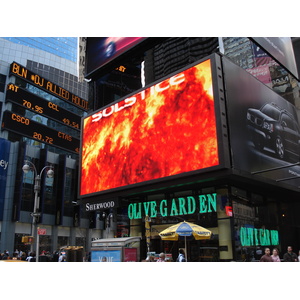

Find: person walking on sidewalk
176;249;186;262
271;248;281;262
157;253;166;262
259;248;273;262
283;246;298;262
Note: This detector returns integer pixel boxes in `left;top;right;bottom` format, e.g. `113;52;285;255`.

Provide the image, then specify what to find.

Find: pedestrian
271;248;281;262
26;252;36;262
59;251;66;262
283;246;298;262
52;251;59;262
259;248;273;262
30;252;36;262
20;252;27;261
298;250;300;262
177;249;186;262
157;252;166;262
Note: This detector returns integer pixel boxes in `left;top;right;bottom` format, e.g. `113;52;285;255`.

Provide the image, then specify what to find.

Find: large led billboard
79;55;228;198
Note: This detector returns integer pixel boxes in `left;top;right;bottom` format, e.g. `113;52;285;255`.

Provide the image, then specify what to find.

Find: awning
91;237;141;248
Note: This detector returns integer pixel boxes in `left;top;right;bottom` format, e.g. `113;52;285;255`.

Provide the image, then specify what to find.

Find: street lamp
22;160;54;262
102;212;114;238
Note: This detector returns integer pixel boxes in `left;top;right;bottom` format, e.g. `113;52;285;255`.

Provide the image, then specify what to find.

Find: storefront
109;181;290;262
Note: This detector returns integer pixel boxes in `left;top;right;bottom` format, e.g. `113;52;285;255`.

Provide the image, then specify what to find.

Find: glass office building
0;37;92;259
2;37;78;62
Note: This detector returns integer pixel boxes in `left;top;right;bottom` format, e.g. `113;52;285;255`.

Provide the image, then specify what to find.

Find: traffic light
22;236;34;244
28;236;34;243
22;236;28;243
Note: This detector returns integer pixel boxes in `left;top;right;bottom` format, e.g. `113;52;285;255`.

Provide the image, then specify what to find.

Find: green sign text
240;227;279;247
128;193;217;219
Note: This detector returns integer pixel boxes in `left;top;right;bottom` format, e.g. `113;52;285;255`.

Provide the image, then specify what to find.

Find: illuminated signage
240;227;279;246
9;62;88;111
80;58;221;197
225;206;233;217
1;111;79;154
128;193;217;220
6;84;81;130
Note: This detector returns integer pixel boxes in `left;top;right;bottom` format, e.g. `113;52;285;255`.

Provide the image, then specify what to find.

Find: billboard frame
223;55;300;192
78;53;230;200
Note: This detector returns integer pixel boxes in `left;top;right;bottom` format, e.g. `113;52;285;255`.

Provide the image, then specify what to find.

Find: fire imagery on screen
80;59;219;196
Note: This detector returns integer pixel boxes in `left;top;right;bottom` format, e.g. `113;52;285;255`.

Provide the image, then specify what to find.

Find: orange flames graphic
80;59;219;196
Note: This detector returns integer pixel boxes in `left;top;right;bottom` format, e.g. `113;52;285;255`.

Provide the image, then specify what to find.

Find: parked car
247;102;300;160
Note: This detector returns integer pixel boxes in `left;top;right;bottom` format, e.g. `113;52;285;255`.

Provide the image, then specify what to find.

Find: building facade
0;38;98;258
1;37;300;262
79;37;300;262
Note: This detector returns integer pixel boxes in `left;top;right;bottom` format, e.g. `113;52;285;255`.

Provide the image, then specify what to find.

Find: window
0;74;6;92
281;113;294;130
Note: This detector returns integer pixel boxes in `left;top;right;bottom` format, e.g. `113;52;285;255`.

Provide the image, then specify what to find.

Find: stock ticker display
1;62;87;154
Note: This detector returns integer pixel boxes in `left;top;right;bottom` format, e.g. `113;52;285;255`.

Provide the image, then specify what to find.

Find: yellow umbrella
159;221;212;261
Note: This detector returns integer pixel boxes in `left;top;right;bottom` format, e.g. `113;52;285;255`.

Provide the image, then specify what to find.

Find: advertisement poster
124;248;137;262
246;65;272;87
85;37;146;77
80;59;220;197
223;57;300;190
0;138;10;220
252;37;298;80
91;250;122;262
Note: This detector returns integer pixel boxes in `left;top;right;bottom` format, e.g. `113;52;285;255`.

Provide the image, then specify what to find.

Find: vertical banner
0;138;10;220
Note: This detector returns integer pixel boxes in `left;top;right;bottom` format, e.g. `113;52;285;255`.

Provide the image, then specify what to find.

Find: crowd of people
2;246;300;262
145;249;186;262
0;249;65;262
259;246;300;262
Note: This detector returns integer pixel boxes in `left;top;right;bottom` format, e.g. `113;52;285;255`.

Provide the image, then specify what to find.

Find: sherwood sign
85;199;118;212
128;193;217;220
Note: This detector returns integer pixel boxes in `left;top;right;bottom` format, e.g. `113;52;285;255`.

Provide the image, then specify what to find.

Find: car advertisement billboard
223;56;300;190
85;37;147;78
79;55;228;198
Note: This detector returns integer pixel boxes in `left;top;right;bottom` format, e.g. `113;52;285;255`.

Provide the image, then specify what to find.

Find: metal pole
23;161;53;262
185;236;187;262
30;188;39;254
36;227;40;262
33;175;41;262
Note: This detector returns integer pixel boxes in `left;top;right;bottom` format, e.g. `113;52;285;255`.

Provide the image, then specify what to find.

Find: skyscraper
2;37;78;62
0;37;93;257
